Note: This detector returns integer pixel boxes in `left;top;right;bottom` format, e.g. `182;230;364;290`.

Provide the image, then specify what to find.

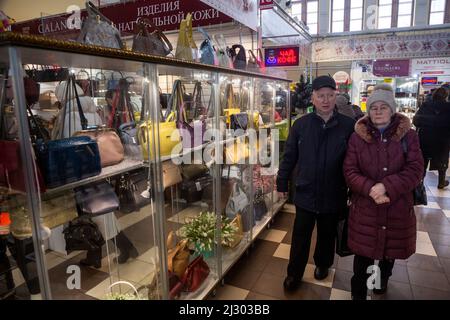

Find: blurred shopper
277;76;355;291
336;93;364;120
413;87;450;189
343;84;423;300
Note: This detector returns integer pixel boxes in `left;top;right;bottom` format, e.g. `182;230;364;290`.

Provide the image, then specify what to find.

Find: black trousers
287;207;338;280
351;254;395;298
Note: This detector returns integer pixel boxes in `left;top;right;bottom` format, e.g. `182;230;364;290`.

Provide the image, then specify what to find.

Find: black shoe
283;276;301;291
438;180;449;189
80;258;101;269
117;247;139;264
372;278;388;294
314;267;329;280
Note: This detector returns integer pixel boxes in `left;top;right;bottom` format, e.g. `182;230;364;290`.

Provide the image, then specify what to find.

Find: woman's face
369;101;393;128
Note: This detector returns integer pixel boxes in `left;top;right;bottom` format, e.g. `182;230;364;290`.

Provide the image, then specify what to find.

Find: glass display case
0;33;289;300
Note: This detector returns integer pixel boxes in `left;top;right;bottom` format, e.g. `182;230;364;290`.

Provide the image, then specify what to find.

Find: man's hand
369;183;387;200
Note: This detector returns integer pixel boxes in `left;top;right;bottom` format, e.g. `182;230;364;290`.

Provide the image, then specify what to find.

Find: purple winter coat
343;113;424;260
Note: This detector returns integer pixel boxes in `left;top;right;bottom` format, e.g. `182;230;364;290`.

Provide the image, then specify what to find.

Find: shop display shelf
42;158;144;198
220;234;252;277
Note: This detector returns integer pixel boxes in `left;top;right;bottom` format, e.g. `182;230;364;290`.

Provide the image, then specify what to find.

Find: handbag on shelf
225;182;249;219
77;1;124;50
163;160;183;189
180;175;212;203
230;113;249;131
76;70;99;97
226;214;244;248
63;216;105;254
115;169;151;214
173;81;206;149
222;83;240;125
181;255;210;292
253;191;268;221
202;177;235;214
180;164;209;181
198;27;217;66
118;122;142;160
73;128;124;168
214;34;233;69
186;13;200;62
74;181;120;217
167;234;191;279
247;49;265;73
175;16;193;61
109;78;136;130
230;44;247;70
132;18;173;56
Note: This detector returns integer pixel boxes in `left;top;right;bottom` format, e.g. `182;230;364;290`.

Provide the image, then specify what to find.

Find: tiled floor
208;171;450;300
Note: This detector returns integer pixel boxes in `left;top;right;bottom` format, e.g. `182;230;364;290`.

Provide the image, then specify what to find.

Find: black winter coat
277;110;355;214
413;101;450;170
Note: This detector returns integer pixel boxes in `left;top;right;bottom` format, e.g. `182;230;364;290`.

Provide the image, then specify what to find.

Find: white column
318;0;331;35
414;0;430;26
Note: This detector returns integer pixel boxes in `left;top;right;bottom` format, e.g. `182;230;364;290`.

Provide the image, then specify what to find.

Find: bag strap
71;75;88;130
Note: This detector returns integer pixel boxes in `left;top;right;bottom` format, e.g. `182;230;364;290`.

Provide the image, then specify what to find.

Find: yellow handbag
222;83;240;125
138;112;181;159
186;13;199;61
226;214;244;248
167;232;191;279
175;18;193;61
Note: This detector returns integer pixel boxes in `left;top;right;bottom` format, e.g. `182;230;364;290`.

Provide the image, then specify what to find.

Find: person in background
277;76;355;291
335;93;364;120
343;84;423;300
413;87;450;189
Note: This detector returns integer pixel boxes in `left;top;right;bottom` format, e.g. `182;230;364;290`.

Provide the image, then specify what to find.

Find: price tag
196;182;202;191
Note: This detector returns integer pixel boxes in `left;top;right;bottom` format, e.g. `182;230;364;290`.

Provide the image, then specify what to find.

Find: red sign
264;47;300;67
373;59;410;77
421;77;438;85
260;0;274;10
12;0;233;40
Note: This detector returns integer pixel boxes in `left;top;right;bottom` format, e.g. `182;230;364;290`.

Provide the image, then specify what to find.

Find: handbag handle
106;281;141;300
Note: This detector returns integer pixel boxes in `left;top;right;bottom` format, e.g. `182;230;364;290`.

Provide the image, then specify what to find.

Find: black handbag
74;181;120;217
400;138;428;206
230;113;249;131
180;175;212;203
253;191;267;221
115;169;152;214
336;209;352;257
63;216;105;253
230;45;247;70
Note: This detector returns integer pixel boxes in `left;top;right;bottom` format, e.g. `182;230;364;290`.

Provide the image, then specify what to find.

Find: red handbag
181;255;210;292
0;140;46;193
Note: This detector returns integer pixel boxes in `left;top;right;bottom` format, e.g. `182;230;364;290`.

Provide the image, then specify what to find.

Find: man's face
312;87;337;116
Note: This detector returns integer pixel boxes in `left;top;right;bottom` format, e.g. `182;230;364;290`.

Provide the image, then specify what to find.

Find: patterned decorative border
312;32;450;63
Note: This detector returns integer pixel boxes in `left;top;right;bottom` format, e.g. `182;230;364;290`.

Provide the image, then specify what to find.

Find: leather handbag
198;27;217;65
118;122;142;160
253;191;268;221
115;169;151;214
36;136;102;189
247;49;264;73
400;138;427;206
230;44;247;70
163;160;183;189
214;34;233;68
226;214;244;248
74;181;120;217
63;216;105;253
167;235;191;279
225;182;249;219
77;1;124;49
109;78;136;130
73;128;124;168
181;255;210;292
202;177;235;214
180;164;209;181
230;113;249;131
180;175;212;203
132;19;173;56
175;17;193;61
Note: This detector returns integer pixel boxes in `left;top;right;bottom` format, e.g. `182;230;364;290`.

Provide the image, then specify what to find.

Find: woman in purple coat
343;84;424;300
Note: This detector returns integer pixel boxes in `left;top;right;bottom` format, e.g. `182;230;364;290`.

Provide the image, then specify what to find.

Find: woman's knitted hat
367;84;397;114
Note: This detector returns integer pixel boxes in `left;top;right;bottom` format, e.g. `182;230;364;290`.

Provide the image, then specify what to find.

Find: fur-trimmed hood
354;113;411;143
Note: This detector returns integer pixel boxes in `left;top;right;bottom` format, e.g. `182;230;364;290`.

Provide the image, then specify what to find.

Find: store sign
264;47;300;67
260;0;275;10
12;0;233;39
373;60;410;77
421;77;438;85
200;0;258;30
333;71;350;84
411;58;450;76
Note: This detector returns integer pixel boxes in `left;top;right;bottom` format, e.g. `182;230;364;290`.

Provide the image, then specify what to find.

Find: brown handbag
226;214;244;248
162;161;182;189
167;234;191;279
73;128;124;167
132;19;173;56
